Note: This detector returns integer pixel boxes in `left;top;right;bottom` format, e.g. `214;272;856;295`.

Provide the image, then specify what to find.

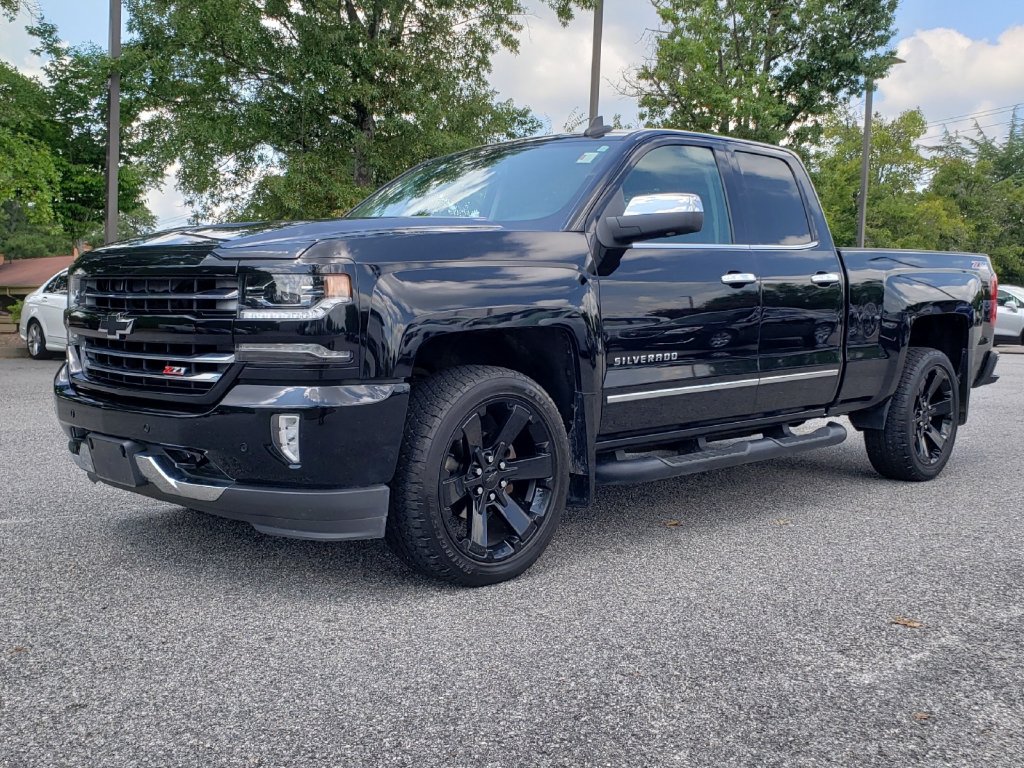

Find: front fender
363;262;602;394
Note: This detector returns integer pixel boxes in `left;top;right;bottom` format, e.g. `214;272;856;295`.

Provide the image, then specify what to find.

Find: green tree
0;22;158;257
930;114;1024;281
126;0;586;221
808;109;971;250
631;0;898;149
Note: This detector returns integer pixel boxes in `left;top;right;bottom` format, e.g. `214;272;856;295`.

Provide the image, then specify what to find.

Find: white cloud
0;11;47;79
876;25;1024;142
145;166;193;229
489;1;660;131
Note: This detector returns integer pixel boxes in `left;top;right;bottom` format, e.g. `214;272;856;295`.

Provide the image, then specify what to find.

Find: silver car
18;268;69;359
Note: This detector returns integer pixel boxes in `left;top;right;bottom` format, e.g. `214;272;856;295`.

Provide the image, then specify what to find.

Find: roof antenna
584;115;612;138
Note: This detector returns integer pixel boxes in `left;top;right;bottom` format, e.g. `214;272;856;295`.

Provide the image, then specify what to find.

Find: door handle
811;272;841;286
721;272;758;286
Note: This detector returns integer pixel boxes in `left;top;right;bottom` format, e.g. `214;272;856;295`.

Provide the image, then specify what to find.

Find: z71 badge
612;352;679;366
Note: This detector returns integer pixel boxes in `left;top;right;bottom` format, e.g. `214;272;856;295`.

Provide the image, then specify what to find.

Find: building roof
0;255;75;289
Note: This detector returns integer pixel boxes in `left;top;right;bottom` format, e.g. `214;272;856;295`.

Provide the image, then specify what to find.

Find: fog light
272;413;301;465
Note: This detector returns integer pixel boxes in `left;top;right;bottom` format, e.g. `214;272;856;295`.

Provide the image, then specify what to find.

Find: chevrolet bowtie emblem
98;313;135;339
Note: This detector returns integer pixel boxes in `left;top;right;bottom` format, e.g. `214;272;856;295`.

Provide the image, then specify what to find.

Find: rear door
731;150;844;412
597;140;763;436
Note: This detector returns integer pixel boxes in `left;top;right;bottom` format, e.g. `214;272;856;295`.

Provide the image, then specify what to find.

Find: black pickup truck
55;128;1000;585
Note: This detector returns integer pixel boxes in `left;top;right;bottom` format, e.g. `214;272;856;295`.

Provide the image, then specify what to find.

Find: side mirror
598;193;704;247
1006;300;1019;312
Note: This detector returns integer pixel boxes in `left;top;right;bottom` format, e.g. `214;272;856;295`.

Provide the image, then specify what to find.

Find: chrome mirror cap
623;192;704;217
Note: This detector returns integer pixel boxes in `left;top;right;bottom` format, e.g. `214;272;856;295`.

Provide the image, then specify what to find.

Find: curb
0;346;30;359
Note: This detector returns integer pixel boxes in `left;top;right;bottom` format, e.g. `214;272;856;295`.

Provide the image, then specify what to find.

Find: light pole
104;0;121;245
588;0;603;125
856;56;905;248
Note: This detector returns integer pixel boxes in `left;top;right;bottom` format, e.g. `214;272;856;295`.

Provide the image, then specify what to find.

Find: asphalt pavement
2;355;1023;767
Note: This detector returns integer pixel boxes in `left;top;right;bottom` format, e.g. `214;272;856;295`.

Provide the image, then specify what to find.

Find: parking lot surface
2;355;1023;767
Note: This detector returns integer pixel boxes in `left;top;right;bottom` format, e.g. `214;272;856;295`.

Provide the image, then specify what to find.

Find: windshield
349;138;620;227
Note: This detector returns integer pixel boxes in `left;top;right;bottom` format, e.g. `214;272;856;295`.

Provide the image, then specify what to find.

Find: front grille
80;337;234;396
82;276;238;317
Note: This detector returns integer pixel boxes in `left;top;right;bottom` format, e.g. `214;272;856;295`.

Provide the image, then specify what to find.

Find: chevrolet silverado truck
55;127;1001;585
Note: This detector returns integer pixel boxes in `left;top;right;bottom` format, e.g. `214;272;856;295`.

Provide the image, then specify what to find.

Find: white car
18;268;69;359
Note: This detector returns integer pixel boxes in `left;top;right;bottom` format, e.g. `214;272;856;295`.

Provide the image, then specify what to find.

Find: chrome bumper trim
135;454;230;502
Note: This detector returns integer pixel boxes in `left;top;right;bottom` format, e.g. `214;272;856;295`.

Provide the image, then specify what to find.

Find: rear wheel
386;365;569;586
864;347;959;481
26;321;48;360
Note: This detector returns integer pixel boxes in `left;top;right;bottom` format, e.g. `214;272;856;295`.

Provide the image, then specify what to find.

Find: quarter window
616;145;732;244
735;152;813;246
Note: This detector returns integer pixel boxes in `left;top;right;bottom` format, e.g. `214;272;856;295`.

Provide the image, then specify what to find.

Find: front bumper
55;367;409;540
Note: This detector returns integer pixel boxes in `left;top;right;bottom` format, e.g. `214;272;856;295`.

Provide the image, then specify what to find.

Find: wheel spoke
925;425;947;451
469;498;488;550
440;476;467;508
495;493;533;537
461;412;484;453
917;432;930;459
926;370;945;400
932;399;953;417
493;405;530;452
506;453;553;481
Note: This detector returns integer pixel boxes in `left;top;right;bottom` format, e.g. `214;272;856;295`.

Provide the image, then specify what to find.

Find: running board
595;421;848;485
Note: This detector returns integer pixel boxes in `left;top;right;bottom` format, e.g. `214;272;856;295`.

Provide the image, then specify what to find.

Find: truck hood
96;218;505;260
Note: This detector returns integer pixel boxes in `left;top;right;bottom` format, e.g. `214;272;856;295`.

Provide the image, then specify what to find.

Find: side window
735;152;813;246
46;272;68;294
616;145;731;244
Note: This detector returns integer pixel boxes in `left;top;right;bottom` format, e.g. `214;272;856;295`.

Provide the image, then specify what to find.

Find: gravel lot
2;354;1023;767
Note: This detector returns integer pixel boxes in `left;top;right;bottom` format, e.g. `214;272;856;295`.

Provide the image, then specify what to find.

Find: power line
919;118;1017;144
924;103;1021;129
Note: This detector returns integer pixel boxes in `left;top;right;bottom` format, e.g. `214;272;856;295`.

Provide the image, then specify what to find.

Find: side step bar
595;422;848;486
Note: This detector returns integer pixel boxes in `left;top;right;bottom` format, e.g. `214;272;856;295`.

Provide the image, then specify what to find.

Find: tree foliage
632;0;898;149
808;109;1024;283
126;0;587;220
0;23;158;257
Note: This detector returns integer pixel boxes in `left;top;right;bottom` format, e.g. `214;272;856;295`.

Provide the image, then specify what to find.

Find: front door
598;142;762;437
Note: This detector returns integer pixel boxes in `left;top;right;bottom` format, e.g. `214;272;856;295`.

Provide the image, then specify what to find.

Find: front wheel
863;347;959;481
386;365;569;586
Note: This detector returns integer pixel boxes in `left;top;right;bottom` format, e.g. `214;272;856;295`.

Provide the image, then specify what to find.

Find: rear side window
735;152;812;246
46;273;68;294
617;145;732;244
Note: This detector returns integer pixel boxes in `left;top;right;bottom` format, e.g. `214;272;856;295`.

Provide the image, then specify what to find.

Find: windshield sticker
596;145;609;152
576;152;600;164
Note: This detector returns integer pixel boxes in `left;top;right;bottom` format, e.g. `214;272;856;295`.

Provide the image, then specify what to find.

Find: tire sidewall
416;373;569;585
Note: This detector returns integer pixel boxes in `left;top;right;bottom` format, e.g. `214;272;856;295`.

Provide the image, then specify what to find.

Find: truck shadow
107;443;894;592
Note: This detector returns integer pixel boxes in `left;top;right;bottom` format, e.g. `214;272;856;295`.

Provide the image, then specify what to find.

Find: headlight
68;269;85;307
239;273;352;320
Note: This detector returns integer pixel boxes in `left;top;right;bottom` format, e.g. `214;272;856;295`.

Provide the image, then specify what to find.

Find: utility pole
104;0;121;245
856;57;905;248
856;82;873;248
588;0;603;125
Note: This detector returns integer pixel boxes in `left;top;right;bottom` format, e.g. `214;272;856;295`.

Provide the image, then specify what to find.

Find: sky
2;0;1023;226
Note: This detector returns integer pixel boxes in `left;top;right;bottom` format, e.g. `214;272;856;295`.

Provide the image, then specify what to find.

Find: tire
26;320;49;360
386;365;569;586
863;347;959;481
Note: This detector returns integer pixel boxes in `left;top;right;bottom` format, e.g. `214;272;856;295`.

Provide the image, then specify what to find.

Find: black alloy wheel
911;365;955;466
438;397;557;563
387;365;569;585
864;347;959;481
